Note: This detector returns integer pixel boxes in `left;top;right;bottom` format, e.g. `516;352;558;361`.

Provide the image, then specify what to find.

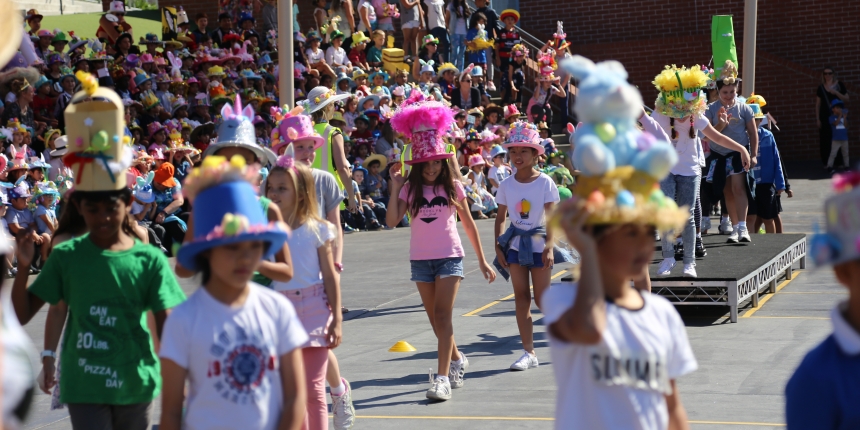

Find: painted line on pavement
462;269;568;317
343;415;785;426
748;316;829;320
741;274;799;318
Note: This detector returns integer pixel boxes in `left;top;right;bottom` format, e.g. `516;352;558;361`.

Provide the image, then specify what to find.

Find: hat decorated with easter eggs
556;55;687;232
391;91;455;165
177;155;289;271
503;121;545;155
270;105;325;154
809;171;860;266
652;64;709;119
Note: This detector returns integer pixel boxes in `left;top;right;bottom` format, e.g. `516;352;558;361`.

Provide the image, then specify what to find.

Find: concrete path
19;162;841;429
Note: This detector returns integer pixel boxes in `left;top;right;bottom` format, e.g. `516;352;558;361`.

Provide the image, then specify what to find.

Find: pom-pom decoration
182;155;260;201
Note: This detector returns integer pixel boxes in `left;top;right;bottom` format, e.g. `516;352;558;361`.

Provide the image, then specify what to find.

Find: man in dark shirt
209;13;236;48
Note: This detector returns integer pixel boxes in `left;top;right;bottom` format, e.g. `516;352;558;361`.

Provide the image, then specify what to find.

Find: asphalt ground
19;162;842;429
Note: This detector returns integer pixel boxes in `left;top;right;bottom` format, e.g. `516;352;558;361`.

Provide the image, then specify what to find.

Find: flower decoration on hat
511;44;529;58
6;119;26;135
652;64;709;119
275;143;297;170
553;55;688;232
183;155;259;200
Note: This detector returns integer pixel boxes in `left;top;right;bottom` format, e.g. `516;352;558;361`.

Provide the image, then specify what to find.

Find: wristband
334;262;344;272
41;350;57;360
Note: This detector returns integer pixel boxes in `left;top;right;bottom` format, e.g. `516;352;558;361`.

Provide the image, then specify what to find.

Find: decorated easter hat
177;155;289;271
746;93;767;119
358;93;380;110
555;55;687;232
132;171;156;203
419;60;436;76
437;62;459;75
391;91;455;165
500;9;520;23
351;68;368;80
718;59;740;86
271;106;325;154
32;181;60;201
511;43;529;58
652;64;709;119
351;32;370;45
421;34;439;47
203;95;276;166
504;104;521;121
503;121;545;155
550;21;570;51
810;172;860;265
7;145;30;172
306;86;350;113
8;182;30;200
467;153;485;167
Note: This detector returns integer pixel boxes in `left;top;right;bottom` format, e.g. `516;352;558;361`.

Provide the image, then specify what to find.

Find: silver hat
203;95;272;165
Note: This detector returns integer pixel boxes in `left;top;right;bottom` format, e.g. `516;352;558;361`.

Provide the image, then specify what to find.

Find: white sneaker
426;374;452;401
702;217;712;233
657;258;676;276
738;225;752;243
449;354;466;389
719;218;733;235
683;263;697;278
727;227;739;243
331;379;356;429
510;351;539;371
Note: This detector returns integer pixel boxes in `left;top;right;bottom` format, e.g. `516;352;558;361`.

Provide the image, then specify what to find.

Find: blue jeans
430;27;450;63
661;173;700;264
450;33;467;70
410;257;464;283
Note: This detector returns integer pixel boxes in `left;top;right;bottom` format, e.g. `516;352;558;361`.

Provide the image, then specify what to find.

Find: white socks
738;221;747;228
330;379;346;396
438;375;450;383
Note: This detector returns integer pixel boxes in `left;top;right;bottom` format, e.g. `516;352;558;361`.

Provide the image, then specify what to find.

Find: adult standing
307;86;357;213
330;0;356;48
356;0;377;35
424;0;448;64
816;66;850;167
401;0;423;62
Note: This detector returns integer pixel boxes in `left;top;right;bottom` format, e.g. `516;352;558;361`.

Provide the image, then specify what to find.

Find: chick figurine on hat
554;55;687;232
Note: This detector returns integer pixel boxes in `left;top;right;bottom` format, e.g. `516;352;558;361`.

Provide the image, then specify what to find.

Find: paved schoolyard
20;162;841;429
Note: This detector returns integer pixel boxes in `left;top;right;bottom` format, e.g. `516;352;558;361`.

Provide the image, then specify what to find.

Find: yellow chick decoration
76;71;99;96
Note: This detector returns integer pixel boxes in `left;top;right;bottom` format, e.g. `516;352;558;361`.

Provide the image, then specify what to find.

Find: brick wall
518;0;859;161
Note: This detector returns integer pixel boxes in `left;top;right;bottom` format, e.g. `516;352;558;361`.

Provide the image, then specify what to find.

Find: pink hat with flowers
503;121;545;155
467;153;485;167
270;106;325;155
391;91;455;165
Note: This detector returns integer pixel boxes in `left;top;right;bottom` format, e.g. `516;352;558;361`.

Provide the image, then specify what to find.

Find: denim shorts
410;257;464;283
377;22;395;31
506;250;544;268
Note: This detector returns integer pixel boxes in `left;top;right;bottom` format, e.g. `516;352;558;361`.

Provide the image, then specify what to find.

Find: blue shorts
377;22;395;32
506;250;545;268
410;257;464;283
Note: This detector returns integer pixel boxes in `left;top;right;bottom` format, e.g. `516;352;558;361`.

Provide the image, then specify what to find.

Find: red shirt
496;29;521;59
348;48;367;66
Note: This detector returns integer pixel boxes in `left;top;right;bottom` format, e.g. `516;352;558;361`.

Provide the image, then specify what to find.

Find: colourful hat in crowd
133;171;156;203
747;93;767;119
207;65;226;77
154;162;177;187
652;64;709;119
50;135;68;158
419;60;436;76
306;86;350;113
490;145;507;159
147;121;166;138
109;0;125;14
133;70;152;86
368;70;390;83
204;95;276;166
467;153;485;167
503;121;545;155
25;9;43;22
52;31;69;44
352;32;370;45
7;145;29;172
140;33;164;45
8;182;30;200
141;90;161;110
719;59;739;86
810;171;860;266
362;153;388;170
421;35;439;48
500;9;520;23
504;104;521;121
437;62;459;75
555;55;686;231
335;72;355;89
351;68;368;81
550;21;570;51
391;91;455;165
271;106;325;154
511;43;529;58
177;156;289;271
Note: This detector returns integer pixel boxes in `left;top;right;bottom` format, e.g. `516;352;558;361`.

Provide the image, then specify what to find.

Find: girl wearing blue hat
160;156;307;430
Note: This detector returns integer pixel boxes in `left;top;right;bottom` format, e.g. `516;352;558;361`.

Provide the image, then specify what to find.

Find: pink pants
301;347;329;430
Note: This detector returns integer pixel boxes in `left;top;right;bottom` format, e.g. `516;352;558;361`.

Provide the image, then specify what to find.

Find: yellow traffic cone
388;340;417;352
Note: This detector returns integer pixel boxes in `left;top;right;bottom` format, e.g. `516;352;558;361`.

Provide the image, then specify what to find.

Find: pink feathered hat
503;121;545;155
271;112;325;155
391;91;455;165
467;153;485;167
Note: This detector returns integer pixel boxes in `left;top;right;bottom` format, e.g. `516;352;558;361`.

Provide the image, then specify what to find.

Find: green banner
712;15;738;77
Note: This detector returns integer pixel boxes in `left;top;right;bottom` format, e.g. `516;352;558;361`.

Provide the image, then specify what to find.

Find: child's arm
39;213;56;234
455;195;496;283
159;358;188;430
6;222;21;235
257;204;294;283
278;349;306;430
40;301;68;393
666;380;691;430
508;63;515;89
541;202;556;269
11;227;47;324
385;163;409;228
549;201;606;344
318;238;342;348
701;124;751;169
494;204;508;269
553;83;566;98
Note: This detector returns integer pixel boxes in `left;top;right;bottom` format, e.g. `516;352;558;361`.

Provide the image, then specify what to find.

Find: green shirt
28;235;186;405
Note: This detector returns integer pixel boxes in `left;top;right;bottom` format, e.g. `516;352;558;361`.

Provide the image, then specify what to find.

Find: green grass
41;10;162;41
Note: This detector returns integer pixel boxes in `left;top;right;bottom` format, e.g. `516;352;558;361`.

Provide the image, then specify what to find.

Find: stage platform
648;233;807;322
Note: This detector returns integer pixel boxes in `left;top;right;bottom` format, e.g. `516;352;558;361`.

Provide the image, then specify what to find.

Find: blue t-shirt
466;29;487;64
5;207;35;229
830;114;848;140
35;205;56;234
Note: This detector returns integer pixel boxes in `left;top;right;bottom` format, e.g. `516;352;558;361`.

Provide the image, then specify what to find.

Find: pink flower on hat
503;121;545;155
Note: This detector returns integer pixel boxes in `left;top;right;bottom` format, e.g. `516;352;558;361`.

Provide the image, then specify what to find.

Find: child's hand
495;245;508;270
717;107;729;127
41;358;56;394
541;246;554;270
556;199;598;254
15;227;36;268
388;162;405;186
480;259;497;283
327;320;342;349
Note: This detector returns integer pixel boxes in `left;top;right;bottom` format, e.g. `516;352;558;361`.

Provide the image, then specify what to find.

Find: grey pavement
19;162;844;429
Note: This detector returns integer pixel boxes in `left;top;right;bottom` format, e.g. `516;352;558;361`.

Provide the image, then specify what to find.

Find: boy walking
748;96;785;234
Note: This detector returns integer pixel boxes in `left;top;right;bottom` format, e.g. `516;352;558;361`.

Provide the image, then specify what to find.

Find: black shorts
754;183;779;220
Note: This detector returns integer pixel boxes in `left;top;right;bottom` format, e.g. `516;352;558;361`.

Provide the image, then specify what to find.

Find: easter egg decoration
587;190;605;206
631;142;678;180
221;213;250;236
615;190;635;208
90;130;111;152
594;122;616;143
573;134;615;176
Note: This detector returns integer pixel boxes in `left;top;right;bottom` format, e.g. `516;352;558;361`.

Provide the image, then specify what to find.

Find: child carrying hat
159;155;306;430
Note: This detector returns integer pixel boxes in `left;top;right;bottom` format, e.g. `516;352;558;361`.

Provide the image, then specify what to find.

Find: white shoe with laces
510;351;539;371
426;372;452;401
449;357;466;389
683;263;697;278
727;227;739;243
719;218;733;235
330;379;356;429
657;258;676;276
702;217;712;233
738;225;752;242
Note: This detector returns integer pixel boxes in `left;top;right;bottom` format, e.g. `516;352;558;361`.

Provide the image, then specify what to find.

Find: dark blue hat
177;179;288;270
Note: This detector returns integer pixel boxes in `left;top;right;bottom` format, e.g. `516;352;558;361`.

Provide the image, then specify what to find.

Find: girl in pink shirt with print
385;92;496;402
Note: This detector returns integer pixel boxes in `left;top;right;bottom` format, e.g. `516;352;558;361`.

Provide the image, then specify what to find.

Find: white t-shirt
424;0;446;30
271;221;335;291
325;46;349;67
543;282;698;430
488;164;512;193
159;286;309;430
649;112;708;177
306;48;325;64
495;173;559;252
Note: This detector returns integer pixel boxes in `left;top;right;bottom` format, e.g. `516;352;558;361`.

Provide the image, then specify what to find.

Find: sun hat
503;121;545;155
133;71;152;87
25;9;43;21
809;171;860;266
306;86;351;113
484;104;504;119
362;153;387;170
652;64;709;119
335;72;355;89
203;95;276;166
391;91;455;165
177;156;288;271
467;153;485;167
32;181;60;201
50;135;68;157
358;93;380;110
368;70;390;83
133;149;153;165
467;107;483;118
153;162;177;187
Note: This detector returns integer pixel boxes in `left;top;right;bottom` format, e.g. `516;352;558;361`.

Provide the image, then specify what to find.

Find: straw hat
362;153;387;170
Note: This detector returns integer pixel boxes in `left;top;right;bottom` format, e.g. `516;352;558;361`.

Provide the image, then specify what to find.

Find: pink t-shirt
399;180;467;260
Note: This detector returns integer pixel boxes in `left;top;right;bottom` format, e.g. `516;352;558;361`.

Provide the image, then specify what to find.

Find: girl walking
385;92;496;401
159;156;307;430
266;146;344;430
493;121;565;371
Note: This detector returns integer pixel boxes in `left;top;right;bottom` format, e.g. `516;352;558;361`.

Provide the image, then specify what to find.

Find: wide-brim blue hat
177;180;288;270
133;73;151;86
368;70;390;82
